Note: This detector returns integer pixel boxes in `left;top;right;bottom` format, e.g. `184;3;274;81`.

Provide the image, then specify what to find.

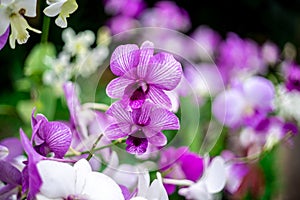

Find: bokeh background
1;0;300;199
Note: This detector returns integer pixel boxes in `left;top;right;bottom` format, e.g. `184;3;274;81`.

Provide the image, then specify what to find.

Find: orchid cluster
1;0;300;200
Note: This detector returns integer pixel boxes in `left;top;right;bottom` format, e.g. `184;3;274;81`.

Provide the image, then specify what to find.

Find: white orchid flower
131;171;168;200
0;0;41;49
43;0;78;28
178;156;226;200
36;159;124;200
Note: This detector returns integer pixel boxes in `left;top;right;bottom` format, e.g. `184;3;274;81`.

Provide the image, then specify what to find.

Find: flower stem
82;103;110;111
65;138;126;158
41;15;50;43
163;178;194;186
86;134;103;161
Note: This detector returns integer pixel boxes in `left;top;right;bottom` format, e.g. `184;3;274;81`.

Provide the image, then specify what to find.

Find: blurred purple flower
217;33;264;83
261;41;279;65
31;109;72;158
103;0;145;17
105;101;179;154
140;1;190;31
284;62;300;92
159;147;204;194
213;76;275;128
108;15;139;35
221;150;249;194
0;27;9;50
107;41;182;110
191;25;221;59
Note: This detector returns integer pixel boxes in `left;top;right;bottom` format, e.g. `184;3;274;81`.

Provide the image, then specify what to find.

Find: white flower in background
103;151;157;191
62;27;95;56
0;0;41;49
131;171;168;200
74;45;109;77
43;0;78;28
43;52;73;95
276;85;300;123
178;156;226;200
36;159;124;200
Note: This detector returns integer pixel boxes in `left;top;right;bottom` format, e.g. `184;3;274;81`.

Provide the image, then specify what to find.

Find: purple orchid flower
105;101;180;154
221;150;249;194
20;128;43;200
159;147;204;194
31;109;72;158
217;33;264;83
0;137;24;200
103;0;145;17
213;76;275;128
284;62;300;92
0;27;9;50
106;41;182;110
140;1;191;31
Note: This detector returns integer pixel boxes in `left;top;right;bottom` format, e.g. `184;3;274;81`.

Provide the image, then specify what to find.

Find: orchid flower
159;147;204;194
178;156;226;200
105;100;180;154
31;109;72;158
106;41;182;110
35;158;124;200
43;0;78;28
0;0;41;49
131;171;168;200
213;76;275;128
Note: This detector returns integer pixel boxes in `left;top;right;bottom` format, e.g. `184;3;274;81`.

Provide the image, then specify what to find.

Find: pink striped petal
106;101;132;123
0;27;9;50
149;107;180;131
110;44;140;76
146;52;182;90
137;41;154;79
106;77;135;99
147;86;172;109
147;131;167;146
104;123;131;140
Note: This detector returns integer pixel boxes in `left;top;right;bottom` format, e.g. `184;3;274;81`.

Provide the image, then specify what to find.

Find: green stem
41;15;50;43
65;138;126;158
86;134;103;161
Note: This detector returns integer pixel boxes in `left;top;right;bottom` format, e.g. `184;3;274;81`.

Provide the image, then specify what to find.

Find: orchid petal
0;27;9;50
103;151;119;177
0;160;22;185
0;9;10;36
104;123;131;140
43;0;65;17
106;101;132;123
205;156;226;194
243;76;275;111
106;77;135;99
212;89;246;127
146;52;182;90
20;129;43;199
137;41;154;79
132;102;152;125
15;0;38;17
110;44;140;76
147;131;167;147
147;86;172;109
149;106;180;131
39;121;72;158
137;170;150;196
0;137;23;161
37;160;76;198
74;159;92;194
82;172;124;200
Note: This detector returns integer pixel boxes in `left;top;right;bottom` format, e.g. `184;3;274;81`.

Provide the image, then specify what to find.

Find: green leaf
36;87;57;121
16;100;35;124
24;43;56;76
